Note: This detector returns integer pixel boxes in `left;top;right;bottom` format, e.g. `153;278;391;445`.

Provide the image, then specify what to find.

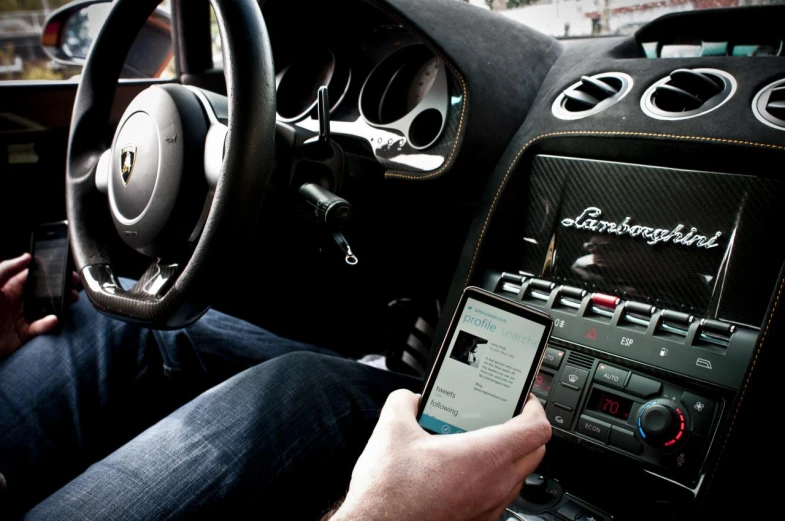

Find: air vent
753;78;785;131
566;352;594;370
552;72;633;120
641;68;736;120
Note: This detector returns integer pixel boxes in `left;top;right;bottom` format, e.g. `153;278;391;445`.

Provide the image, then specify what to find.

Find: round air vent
752;78;785;131
641;68;736;120
552;72;633;120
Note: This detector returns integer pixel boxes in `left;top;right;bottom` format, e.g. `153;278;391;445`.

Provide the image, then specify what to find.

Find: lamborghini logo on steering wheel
120;145;137;185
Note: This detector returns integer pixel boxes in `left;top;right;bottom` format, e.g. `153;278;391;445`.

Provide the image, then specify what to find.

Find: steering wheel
66;0;275;328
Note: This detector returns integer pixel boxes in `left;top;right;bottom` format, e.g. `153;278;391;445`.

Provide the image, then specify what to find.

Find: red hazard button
584;327;597;340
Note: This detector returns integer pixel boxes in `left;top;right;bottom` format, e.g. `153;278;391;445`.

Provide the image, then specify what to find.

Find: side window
0;0;175;82
210;5;222;69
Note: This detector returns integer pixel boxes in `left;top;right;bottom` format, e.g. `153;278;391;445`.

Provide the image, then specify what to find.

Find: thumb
26;315;58;339
451;396;551;464
377;389;426;437
0;254;31;288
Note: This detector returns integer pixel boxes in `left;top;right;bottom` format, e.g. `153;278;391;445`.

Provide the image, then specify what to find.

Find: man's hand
0;254;79;360
331;390;551;521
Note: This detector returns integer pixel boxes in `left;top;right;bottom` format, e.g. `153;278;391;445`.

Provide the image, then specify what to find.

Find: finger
71;289;80;304
455;397;551;463
0;253;31;287
27;315;58;338
71;271;82;290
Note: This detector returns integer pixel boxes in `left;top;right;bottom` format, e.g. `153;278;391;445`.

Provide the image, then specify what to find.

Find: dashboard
268;8;464;176
251;1;785;519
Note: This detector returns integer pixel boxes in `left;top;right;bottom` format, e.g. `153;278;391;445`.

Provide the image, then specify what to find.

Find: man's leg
25;352;421;521
0;297;335;516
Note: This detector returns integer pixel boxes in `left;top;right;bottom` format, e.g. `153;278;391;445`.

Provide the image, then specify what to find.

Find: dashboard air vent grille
642;68;736;120
552;72;633;120
753;78;785;131
566;352;594;370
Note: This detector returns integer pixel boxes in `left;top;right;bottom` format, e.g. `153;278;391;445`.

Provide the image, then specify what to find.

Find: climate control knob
637;399;688;448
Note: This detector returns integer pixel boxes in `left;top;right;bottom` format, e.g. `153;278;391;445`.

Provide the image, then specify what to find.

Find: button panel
547;403;575;429
560;365;590;389
543;347;565;369
681;391;716;436
551;384;581;410
625;373;662;397
576;415;611;443
594;363;629;390
609;426;643;455
488;271;760;391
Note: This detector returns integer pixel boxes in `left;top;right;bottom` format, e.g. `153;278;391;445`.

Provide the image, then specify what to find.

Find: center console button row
543;347;565;370
547;403;575;429
560;365;590;389
576;415;611;443
552;384;581;409
593;363;629;390
609;426;643;454
625;373;662;397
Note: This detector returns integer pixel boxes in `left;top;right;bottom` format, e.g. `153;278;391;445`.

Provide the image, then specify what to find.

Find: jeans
0;295;420;519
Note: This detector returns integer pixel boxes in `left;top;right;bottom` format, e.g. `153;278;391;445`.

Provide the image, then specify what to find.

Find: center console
476;154;784;520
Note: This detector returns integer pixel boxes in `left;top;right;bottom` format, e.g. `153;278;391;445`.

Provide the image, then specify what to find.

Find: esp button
542;347;565;370
594;363;629;390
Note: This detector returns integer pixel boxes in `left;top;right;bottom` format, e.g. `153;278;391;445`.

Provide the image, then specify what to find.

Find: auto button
594;363;629;390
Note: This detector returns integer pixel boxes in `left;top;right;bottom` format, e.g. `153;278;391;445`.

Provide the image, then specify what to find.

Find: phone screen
32;237;68;299
25;222;70;321
418;293;550;434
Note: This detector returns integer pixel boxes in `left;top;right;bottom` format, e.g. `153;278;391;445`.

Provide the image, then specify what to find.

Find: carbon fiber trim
515;155;784;327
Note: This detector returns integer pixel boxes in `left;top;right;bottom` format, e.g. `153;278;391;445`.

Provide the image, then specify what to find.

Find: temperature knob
637;398;688;448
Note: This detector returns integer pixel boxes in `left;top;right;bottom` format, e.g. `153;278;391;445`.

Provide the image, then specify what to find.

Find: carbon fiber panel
518;155;784;327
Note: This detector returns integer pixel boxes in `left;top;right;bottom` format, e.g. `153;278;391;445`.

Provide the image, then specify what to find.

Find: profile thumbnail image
449;331;488;368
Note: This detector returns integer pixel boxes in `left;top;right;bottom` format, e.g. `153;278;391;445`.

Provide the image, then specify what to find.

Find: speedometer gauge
407;57;439;112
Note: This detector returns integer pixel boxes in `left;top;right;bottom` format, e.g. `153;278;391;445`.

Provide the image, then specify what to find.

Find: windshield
468;0;785;38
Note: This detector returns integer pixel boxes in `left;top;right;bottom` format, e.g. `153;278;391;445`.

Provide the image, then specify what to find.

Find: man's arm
329;390;551;521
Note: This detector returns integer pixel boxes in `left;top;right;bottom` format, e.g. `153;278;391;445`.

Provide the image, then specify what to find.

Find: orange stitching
368;0;468;181
464;130;785;286
701;275;785;498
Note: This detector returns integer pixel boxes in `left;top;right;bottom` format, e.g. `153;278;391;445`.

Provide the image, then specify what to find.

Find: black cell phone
417;286;554;434
23;221;71;322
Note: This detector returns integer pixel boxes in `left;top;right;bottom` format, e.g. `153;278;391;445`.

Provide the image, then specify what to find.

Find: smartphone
417;286;554;434
23;221;71;322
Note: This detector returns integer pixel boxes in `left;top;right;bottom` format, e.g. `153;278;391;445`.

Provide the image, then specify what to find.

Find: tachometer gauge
276;49;351;122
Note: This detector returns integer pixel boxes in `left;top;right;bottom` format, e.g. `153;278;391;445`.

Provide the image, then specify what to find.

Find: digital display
533;372;552;394
419;297;547;434
587;389;634;421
